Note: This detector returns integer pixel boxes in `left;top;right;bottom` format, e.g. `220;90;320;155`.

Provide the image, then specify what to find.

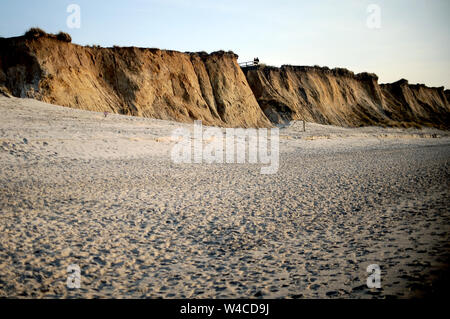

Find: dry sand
0;96;449;298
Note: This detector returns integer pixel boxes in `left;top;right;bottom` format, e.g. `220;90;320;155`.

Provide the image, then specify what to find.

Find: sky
1;0;449;88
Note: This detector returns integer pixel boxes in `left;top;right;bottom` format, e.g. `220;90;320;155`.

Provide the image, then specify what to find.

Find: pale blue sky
1;0;449;88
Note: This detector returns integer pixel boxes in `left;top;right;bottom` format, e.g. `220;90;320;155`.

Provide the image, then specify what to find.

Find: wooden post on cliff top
303;120;306;132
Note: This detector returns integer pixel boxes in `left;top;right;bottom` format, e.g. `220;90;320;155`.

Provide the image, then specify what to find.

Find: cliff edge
0;32;271;128
1;30;449;129
243;65;449;129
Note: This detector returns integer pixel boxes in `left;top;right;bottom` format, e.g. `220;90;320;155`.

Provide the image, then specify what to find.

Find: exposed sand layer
0;97;449;298
244;65;450;129
0;35;271;128
2;34;449;130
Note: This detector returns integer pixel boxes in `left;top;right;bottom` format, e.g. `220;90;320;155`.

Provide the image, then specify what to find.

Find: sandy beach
0;96;449;298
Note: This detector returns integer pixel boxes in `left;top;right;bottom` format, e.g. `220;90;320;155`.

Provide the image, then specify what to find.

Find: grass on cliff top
24;28;72;43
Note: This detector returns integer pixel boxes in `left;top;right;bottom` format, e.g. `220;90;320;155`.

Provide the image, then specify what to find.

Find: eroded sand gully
0;97;449;298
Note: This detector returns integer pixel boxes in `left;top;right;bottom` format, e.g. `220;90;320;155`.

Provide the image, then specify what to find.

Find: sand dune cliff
0;31;449;128
0;34;270;128
243;66;449;129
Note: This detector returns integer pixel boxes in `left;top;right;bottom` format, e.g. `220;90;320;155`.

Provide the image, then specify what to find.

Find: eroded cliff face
381;80;449;128
1;34;449;129
0;35;271;128
244;65;450;129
